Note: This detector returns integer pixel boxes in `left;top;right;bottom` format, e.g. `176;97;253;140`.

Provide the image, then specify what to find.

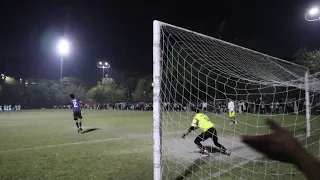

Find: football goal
153;20;319;180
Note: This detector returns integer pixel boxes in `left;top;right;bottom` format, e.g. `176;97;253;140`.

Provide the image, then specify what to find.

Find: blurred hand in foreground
242;119;300;164
241;119;320;180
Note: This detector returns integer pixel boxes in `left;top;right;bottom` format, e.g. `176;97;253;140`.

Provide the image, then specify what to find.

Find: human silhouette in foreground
242;119;320;180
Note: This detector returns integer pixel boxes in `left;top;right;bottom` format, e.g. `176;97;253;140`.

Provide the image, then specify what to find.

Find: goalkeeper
182;107;231;157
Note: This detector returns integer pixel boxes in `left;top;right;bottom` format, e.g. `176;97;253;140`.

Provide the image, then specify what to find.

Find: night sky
0;0;319;85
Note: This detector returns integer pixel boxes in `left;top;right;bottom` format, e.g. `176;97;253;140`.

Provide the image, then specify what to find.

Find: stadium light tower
97;61;110;79
305;7;320;21
57;39;70;81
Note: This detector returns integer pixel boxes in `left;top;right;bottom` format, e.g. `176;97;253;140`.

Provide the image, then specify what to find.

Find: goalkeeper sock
79;122;82;128
76;122;79;129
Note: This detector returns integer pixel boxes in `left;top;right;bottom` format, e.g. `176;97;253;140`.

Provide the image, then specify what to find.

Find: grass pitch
0;110;319;180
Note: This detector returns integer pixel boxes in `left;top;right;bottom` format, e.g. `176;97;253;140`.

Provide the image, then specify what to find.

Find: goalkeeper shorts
229;111;235;118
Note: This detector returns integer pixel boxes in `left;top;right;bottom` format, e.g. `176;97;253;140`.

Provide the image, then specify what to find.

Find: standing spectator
279;102;284;114
276;101;280;114
238;101;243;114
294;99;298;115
243;100;247;113
228;99;237;124
248;100;252;114
255;98;260;114
202;102;207;111
288;101;293;113
261;101;265;114
219;101;223;114
270;102;274;114
252;101;256;114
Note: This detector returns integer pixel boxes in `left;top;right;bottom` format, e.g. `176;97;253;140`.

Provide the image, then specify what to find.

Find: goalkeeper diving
182;106;231;157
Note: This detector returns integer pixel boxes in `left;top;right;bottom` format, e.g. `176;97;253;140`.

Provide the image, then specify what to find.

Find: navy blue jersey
70;98;81;112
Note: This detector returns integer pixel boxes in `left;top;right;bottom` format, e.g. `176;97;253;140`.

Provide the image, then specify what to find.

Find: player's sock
79;122;82;131
195;140;208;155
76;122;79;129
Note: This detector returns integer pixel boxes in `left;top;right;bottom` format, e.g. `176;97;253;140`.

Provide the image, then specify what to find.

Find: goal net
153;20;320;180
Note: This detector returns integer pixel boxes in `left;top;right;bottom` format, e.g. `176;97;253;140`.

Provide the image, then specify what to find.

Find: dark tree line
0;76;128;108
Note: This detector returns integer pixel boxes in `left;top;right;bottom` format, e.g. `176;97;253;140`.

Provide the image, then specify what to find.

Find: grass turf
0;110;319;180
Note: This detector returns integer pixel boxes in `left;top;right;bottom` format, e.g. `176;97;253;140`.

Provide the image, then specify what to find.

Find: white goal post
153;20;314;180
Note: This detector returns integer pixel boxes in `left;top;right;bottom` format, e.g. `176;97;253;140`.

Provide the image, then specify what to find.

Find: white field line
0;137;122;153
0;131;180;154
0;132;240;155
203;159;251;180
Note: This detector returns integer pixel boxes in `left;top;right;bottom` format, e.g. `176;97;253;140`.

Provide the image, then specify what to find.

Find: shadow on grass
190;145;244;154
81;128;101;134
174;158;205;180
175;145;244;180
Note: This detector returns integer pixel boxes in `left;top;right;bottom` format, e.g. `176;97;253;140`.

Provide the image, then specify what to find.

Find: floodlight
309;7;319;15
58;39;70;56
97;61;111;78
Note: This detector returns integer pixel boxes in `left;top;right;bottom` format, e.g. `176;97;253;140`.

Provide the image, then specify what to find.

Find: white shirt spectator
294;101;298;115
228;101;235;112
238;101;243;113
202;102;207;108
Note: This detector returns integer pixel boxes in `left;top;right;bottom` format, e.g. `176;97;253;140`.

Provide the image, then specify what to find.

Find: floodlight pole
57;39;70;82
97;62;110;80
60;57;63;81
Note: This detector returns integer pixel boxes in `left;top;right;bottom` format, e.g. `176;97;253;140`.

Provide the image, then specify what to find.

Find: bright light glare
309;7;319;15
97;61;110;69
58;39;70;56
